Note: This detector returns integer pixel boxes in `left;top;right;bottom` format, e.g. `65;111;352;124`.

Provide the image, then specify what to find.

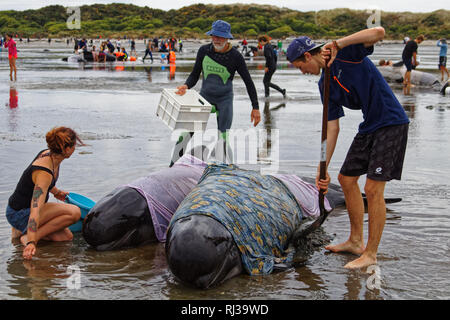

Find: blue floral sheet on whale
170;163;304;275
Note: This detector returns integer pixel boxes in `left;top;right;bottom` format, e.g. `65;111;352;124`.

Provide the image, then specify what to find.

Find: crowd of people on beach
1;19;448;277
67;36;183;63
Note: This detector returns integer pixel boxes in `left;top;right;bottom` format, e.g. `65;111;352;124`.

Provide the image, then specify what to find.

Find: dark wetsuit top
264;43;277;70
8;150;58;211
185;43;259;110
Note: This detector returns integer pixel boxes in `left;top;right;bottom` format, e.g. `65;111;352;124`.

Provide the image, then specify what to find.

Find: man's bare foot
344;253;377;269
12;228;22;239
325;240;365;256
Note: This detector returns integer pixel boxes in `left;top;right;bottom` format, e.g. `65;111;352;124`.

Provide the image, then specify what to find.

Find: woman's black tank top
8;149;58;211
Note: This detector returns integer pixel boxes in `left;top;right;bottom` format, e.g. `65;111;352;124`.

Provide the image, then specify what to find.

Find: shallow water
0;40;449;300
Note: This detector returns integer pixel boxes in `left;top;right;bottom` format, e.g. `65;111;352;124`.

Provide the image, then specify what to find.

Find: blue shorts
6;205;30;234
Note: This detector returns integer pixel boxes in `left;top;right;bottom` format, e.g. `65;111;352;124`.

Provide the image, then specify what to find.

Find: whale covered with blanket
82;154;340;251
82;155;400;288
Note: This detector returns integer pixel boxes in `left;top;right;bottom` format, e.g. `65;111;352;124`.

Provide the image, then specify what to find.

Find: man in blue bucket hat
172;20;260;166
287;28;409;269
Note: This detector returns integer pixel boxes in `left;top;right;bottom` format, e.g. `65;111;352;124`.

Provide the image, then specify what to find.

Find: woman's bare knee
69;206;81;223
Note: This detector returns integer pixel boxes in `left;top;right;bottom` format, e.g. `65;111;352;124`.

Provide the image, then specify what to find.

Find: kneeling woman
6;127;84;260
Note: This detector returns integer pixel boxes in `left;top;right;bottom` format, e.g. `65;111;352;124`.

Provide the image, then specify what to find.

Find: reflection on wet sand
6;85;19;132
144;67;152;82
7;238;76;299
259;100;285;161
9;85;18;109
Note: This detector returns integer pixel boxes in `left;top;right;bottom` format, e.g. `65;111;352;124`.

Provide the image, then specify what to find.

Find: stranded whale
82;155;206;250
165;163;401;289
82;155;400;290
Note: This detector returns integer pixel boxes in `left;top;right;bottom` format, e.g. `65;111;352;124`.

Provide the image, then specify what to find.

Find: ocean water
0;39;449;300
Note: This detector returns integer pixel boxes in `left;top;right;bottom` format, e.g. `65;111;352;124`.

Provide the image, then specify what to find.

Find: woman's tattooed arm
32;186;43;208
27;218;38;232
28;185;44;233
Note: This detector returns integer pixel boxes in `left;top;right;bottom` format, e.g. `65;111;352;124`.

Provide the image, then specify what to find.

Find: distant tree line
0;3;448;40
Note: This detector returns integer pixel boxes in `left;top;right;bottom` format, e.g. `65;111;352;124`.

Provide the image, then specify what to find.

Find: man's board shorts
439;56;447;68
340;123;409;181
6;205;30;234
403;57;413;72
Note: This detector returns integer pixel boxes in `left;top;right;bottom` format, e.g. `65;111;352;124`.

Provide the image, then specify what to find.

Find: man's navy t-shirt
318;44;409;134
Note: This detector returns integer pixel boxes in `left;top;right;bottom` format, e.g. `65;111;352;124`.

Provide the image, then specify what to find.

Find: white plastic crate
156;89;212;131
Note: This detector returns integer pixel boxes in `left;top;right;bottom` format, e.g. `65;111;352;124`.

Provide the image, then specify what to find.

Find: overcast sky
0;0;447;12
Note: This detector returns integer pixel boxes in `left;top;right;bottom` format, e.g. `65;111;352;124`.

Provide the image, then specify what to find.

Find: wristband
26;241;36;246
332;40;341;51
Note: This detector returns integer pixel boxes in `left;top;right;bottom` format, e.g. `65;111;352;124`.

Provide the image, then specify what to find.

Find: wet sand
0;40;449;299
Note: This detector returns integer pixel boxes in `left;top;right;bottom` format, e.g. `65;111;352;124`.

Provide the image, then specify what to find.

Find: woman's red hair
46;127;83;155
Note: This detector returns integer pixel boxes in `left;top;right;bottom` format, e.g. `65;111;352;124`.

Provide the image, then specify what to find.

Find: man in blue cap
287;28;409;269
172;20;260;166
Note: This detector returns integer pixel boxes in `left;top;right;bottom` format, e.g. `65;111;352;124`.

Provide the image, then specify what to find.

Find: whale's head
165;214;242;289
82;186;156;250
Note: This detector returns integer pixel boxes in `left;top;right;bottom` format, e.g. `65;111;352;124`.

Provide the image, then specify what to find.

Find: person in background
241;38;248;55
153;37;159;51
277;38;283;51
116;38;121;52
168;50;176;64
259;35;286;98
130;38;137;57
6;127;85;260
174;20;261;166
437;38;449;81
92;45;99;62
4;34;18;81
378;59;393;66
118;47;128;61
142;40;154;63
287;27;409;269
106;40;115;54
402;35;424;94
98;42;107;62
78;38;87;52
